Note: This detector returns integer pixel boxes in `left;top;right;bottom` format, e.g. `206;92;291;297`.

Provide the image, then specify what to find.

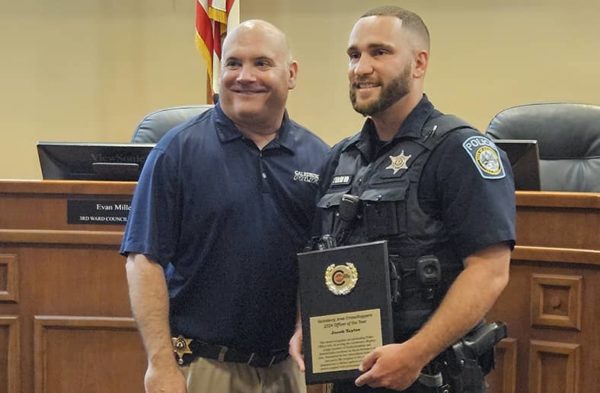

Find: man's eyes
347;51;360;60
255;59;274;68
224;60;273;68
225;60;241;68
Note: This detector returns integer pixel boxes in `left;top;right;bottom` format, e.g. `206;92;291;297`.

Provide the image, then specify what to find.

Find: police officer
289;6;515;393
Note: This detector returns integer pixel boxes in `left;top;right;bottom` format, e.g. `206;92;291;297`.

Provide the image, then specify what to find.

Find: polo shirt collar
214;103;295;153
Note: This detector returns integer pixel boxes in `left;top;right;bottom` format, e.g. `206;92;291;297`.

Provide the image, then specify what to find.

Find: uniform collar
343;94;435;157
214;103;295;153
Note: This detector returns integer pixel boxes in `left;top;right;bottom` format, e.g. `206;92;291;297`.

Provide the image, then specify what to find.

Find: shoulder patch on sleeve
462;136;506;179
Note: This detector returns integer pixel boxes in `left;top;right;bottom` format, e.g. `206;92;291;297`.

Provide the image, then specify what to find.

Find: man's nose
353;54;374;76
236;64;257;82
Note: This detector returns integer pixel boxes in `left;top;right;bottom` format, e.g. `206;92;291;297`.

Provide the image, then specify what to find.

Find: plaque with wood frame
297;240;394;384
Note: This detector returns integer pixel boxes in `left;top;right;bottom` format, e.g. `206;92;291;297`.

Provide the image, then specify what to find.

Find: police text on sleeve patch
462;136;506;179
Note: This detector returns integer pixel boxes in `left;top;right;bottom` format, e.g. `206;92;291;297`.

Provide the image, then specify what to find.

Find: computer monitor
493;139;541;191
37;142;155;181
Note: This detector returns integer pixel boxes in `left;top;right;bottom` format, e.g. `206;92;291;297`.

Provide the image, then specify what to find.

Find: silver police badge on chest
385;150;412;174
325;263;358;295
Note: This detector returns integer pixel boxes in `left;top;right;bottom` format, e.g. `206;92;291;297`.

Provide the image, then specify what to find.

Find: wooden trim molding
516;191;600;209
0;316;21;393
0;229;123;246
0;254;19;302
512;246;600;266
0;180;136;196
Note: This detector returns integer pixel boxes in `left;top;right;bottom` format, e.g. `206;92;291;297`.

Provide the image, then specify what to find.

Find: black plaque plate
297;240;393;384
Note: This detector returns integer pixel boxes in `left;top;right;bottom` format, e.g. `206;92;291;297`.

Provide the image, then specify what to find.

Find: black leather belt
171;336;289;368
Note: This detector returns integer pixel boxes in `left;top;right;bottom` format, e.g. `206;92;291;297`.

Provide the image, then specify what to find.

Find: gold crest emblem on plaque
325;263;358;295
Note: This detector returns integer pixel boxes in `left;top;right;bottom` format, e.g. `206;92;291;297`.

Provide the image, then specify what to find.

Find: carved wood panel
0;316;20;393
33;316;145;393
529;340;580;393
0;254;18;303
531;274;582;330
487;338;517;393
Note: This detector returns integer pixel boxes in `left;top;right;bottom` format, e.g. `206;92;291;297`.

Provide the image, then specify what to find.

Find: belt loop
268;355;276;367
247;353;255;366
217;346;228;362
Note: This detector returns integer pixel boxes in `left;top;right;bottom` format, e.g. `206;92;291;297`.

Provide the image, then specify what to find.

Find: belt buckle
217;345;228;362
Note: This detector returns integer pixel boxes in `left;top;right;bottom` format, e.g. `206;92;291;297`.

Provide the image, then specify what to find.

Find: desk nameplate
67;198;131;225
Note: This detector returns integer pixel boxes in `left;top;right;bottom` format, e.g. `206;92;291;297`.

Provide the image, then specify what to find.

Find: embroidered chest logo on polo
385;150;412;174
293;170;320;184
462;136;506;179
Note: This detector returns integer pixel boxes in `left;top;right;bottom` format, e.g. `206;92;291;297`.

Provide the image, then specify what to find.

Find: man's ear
413;50;429;79
288;60;299;89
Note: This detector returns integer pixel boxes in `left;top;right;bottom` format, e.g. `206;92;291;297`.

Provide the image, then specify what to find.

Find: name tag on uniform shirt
331;175;353;186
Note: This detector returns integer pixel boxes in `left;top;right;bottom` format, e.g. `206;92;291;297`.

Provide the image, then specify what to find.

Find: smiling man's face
219;22;297;132
347;15;416;117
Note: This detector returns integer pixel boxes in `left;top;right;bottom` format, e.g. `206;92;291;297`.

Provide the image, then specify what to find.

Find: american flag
195;0;240;96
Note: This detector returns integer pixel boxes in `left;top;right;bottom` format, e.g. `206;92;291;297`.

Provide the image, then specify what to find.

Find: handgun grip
462;321;507;357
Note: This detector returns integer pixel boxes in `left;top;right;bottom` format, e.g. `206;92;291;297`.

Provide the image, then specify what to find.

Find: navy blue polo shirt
121;103;329;354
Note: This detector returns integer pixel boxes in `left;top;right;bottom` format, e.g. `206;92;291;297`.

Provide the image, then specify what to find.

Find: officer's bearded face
349;60;411;117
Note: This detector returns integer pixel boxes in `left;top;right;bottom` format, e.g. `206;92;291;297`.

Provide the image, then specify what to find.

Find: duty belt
171;335;289;368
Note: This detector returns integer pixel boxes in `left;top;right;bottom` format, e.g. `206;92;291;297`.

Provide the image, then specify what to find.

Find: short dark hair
361;6;430;50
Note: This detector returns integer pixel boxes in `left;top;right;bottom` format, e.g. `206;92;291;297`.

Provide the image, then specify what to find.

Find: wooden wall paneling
515;192;600;250
531;274;582;330
529;340;580;393
17;245;131;317
486;262;532;389
33;316;146;393
0;316;20;393
486;338;517;393
0;181;148;393
0;254;18;303
0;180;135;231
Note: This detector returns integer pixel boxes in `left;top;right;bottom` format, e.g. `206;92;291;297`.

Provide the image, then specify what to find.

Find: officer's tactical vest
318;115;474;340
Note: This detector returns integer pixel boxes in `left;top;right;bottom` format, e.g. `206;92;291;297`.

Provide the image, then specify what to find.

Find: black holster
420;321;507;393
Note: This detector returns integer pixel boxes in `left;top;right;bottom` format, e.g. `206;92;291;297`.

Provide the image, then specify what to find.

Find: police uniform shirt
121;103;329;354
321;95;516;260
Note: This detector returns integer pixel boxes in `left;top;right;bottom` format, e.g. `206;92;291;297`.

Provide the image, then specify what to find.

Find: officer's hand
354;343;424;391
289;325;305;372
145;362;187;393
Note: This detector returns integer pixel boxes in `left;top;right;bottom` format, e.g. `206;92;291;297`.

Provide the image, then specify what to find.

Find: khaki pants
182;356;309;393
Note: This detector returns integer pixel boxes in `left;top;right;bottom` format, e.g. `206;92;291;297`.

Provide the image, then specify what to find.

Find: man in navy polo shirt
122;20;328;393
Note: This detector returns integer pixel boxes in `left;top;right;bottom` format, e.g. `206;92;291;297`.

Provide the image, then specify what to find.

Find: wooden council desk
1;181;599;393
0;180;144;393
486;191;600;393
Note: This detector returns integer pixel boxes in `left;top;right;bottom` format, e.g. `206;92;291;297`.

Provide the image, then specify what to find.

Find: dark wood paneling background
1;182;598;393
